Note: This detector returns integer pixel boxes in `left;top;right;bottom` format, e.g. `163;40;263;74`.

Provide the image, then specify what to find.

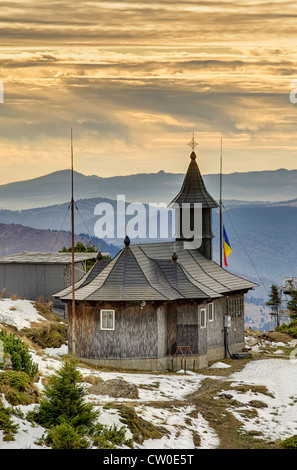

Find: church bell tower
169;138;218;260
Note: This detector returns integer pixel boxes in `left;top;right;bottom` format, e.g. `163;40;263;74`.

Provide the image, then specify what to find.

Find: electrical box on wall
224;315;231;328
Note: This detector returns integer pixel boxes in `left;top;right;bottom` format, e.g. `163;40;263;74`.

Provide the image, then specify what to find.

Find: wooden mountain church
55;148;257;371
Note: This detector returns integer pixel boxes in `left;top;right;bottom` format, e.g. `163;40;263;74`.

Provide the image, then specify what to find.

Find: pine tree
60;241;109;270
34;356;99;432
287;288;297;320
266;284;281;326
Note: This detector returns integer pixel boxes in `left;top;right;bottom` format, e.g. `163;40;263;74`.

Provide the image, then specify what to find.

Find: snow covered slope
1;299;297;449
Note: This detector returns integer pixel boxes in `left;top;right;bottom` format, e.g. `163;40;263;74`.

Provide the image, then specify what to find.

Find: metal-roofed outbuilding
0;251;102;306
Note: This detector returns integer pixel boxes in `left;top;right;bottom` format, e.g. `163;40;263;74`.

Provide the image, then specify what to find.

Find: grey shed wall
0;262;85;305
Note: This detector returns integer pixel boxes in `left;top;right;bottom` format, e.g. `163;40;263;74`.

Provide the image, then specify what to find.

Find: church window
227;297;244;318
200;308;206;328
100;310;115;330
208;303;214;322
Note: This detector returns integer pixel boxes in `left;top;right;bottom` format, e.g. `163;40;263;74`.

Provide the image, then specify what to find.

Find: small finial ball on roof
97;252;103;261
190;151;196;160
172;252;178;262
124;235;130;247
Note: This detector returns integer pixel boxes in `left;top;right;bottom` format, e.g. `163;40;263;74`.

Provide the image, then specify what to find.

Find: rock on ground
89;378;139;399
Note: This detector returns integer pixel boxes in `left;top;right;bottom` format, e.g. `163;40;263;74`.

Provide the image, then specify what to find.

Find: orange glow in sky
1;0;297;183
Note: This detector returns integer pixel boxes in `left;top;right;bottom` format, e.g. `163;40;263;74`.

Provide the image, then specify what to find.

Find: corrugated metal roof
0;252;103;264
55;240;258;302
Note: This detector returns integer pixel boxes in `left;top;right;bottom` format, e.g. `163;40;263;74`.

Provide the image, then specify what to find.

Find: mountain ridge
1;167;297;210
0;194;296;286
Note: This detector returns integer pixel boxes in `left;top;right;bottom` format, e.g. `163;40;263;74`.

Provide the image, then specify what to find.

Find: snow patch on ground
134;405;220;449
0;299;45;330
210;362;231;369
224;359;297;441
1;299;297;449
82;368;209;403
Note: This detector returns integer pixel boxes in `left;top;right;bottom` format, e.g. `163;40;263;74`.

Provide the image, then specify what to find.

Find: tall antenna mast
71;128;76;355
219;138;223;268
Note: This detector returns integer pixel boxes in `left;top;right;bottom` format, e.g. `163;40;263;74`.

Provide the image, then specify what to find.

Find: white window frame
208;302;214;322
100;309;115;330
200;308;206;328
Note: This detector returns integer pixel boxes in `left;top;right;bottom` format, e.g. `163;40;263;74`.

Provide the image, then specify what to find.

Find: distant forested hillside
212;205;297;286
0;198;296;293
0;223;118;258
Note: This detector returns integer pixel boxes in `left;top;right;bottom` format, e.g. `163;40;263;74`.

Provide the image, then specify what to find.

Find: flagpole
71;128;76;356
220;138;223;268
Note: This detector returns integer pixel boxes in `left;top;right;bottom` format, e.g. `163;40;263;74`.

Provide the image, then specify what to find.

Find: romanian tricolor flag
223;226;232;267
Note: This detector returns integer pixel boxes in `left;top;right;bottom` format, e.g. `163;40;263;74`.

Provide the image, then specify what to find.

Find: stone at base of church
78;341;245;372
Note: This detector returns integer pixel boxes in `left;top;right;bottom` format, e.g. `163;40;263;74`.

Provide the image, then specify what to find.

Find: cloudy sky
1;0;297;184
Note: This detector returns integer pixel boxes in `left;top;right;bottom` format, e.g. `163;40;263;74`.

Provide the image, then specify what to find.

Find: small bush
91;423;132;449
0;330;38;377
45;422;90;449
280;435;297;449
275;318;297;338
3;433;15;442
21;322;67;349
0;371;38;406
0;398;18;441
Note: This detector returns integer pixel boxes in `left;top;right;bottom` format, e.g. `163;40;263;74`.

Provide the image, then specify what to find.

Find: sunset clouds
1;0;297;183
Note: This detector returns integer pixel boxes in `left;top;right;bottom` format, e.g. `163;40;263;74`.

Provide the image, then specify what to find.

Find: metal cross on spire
187;132;198;152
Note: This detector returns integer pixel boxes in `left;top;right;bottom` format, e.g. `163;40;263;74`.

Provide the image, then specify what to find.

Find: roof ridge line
135;244;184;300
155;257;212;299
187;249;232;292
82;250;122;300
177;260;220;297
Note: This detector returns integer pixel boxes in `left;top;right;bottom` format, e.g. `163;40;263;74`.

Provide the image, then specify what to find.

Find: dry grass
0;298;68;351
0;288;6;299
10;294;24;300
262;331;293;343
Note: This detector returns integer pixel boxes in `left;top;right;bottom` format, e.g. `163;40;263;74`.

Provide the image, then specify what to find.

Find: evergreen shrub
0;330;38;377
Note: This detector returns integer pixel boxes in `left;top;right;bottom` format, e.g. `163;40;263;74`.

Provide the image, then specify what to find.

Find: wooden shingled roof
169;151;218;209
54;240;258;302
